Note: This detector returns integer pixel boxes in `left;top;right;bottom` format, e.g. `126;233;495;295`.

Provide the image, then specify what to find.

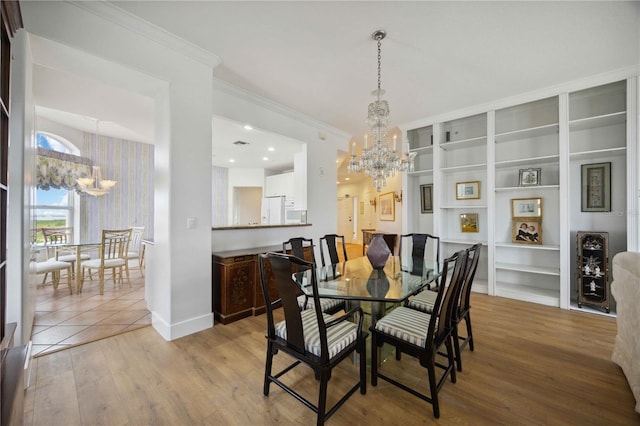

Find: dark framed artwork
420;184;433;213
512;217;542;245
581;162;611;212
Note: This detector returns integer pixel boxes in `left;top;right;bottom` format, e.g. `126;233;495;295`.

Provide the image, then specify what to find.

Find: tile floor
31;270;151;357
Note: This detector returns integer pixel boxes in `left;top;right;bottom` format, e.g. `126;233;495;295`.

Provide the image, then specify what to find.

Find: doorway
337;196;357;242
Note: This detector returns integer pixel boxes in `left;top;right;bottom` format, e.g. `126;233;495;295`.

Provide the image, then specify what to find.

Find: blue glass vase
366;234;391;269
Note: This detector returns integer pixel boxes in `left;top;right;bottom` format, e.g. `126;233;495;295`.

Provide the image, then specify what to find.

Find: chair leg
452;324;463;372
317;369;329;426
427;362;440;419
359;334;367;395
66;267;73;294
465;313;474;351
99;267;105;295
263;342;274;396
371;333;379;387
445;337;457;384
124;263;131;287
52;271;60;289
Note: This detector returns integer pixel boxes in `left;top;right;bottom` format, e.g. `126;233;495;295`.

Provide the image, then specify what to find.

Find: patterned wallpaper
80;132;154;243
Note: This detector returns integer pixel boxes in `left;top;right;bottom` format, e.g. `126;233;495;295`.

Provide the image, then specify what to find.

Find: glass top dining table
47;239;102;294
295;255;441;323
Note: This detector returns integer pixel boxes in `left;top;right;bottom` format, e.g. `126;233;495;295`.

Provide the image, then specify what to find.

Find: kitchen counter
212;223;311;231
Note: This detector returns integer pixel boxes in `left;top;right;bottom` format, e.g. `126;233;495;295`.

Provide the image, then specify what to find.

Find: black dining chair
405;243;482;372
258;252;367;426
283;237;344;314
399;233;440;287
319;234;348;267
370;249;468;418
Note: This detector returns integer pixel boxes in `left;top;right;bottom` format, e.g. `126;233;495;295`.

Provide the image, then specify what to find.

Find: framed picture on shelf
512;217;542;245
581;162;611;212
460;213;479;233
420;184;433;213
456;181;480;200
379;191;395;221
511;197;542;218
518;168;541;187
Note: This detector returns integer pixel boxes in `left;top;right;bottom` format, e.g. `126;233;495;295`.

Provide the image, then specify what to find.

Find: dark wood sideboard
362;229;397;256
212;244;314;324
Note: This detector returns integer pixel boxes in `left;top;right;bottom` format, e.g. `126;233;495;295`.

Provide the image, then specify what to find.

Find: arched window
34;133;77;237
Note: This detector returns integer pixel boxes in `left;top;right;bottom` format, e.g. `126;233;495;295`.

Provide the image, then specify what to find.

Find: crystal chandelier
347;30;415;192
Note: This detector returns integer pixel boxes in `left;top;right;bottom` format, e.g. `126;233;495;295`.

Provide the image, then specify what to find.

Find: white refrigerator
261;196;285;225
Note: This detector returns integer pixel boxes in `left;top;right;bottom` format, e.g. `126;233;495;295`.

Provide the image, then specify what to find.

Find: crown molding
213;77;351;141
67;1;221;69
400;65;640;131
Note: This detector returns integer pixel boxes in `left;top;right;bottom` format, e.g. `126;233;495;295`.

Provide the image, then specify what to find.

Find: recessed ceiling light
345;177;350;181
336;181;340;184
336;159;340;163
268;147;275;151
262;157;269;161
229;159;235;163
244;124;253;130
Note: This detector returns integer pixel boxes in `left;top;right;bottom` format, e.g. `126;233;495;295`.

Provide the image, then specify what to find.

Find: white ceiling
26;1;640;182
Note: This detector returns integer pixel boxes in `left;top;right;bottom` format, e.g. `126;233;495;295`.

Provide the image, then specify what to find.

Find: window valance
36;147;92;191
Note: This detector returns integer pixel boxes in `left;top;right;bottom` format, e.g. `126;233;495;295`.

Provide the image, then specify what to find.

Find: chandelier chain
377;39;382;91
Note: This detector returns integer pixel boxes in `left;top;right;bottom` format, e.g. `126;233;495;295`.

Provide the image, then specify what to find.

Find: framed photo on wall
420;184;433;213
511;197;542;218
518;168;541;186
460;213;479;232
512;217;542;244
456;181;480;200
581;162;611;212
379;191;395;221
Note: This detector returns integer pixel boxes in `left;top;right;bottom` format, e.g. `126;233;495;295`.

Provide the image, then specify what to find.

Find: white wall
7;30;36;346
22;1;215;340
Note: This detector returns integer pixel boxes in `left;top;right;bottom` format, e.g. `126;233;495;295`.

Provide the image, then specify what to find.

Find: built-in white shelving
403;77;635;312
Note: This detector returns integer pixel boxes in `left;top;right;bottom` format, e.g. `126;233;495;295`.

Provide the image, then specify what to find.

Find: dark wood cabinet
212;245;280;324
577;232;610;313
362;229;397;255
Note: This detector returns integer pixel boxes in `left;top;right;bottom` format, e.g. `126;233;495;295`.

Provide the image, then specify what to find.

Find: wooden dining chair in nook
370;249;468;418
41;226;91;281
126;226;145;277
283;237;344;314
405;243;482;372
32;258;73;294
79;228;132;295
258;252;367;426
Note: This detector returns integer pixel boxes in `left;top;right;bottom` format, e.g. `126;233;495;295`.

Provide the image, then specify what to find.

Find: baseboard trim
151;311;214;341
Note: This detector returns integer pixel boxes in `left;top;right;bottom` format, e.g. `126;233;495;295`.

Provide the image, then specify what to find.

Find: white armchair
611;251;640;413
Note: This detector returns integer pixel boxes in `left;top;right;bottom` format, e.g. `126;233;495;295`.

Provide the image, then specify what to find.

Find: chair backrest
100;229;132;265
129;226;145;254
319;234;347;267
427;249;467;348
457;243;482;317
399;233;440;276
282;237;316;265
259;252;329;360
41;226;74;258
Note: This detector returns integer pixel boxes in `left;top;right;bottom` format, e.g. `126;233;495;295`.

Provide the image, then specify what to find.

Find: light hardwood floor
24;288;639;425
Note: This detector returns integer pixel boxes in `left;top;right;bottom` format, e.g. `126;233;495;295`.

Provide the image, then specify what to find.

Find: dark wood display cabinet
212;244;314;324
576;232;610;313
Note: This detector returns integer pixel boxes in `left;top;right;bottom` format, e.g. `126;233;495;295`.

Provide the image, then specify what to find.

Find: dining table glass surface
296;255;441;304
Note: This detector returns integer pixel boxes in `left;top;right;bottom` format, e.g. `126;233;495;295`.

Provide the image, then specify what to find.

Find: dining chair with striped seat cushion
406;243;482;372
259;252;367;426
297;295;344;314
370;249;467;419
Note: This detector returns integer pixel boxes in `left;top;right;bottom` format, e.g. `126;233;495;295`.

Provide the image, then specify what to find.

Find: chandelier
77;165;117;197
76;120;117;196
347;30;415;192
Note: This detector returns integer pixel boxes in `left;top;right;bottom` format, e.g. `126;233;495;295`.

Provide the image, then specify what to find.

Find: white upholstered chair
80;228;132;295
127;226;145;277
